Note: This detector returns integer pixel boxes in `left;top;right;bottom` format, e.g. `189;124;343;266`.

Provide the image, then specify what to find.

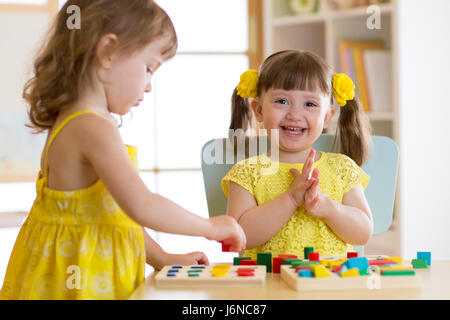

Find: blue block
168;269;179;273
298;269;313;277
338;265;348;277
167;273;177;277
171;265;183;268
417;252;431;265
343;257;369;271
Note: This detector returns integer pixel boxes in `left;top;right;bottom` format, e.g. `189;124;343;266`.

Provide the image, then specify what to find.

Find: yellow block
384;257;403;264
319;260;331;266
340;268;359;277
311;265;330;278
379;265;411;271
211;272;227;277
213;264;231;270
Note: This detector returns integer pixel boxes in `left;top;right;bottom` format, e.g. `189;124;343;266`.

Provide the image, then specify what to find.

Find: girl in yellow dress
222;50;372;259
1;0;246;300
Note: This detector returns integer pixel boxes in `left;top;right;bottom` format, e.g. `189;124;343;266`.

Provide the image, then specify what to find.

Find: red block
295;266;312;272
237;268;255;272
240;259;257;265
272;257;283;274
332;265;343;273
369;259;398;266
309;252;319;261
278;254;298;259
237;267;255;277
219;238;233;252
237;272;255;277
347;252;359;258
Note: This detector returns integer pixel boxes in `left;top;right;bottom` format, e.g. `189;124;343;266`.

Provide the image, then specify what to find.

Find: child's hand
206;215;246;252
287;149;317;207
304;168;332;218
164;251;210;267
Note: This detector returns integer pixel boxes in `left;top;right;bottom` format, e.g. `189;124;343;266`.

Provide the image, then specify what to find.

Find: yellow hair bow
332;73;355;107
237;69;259;98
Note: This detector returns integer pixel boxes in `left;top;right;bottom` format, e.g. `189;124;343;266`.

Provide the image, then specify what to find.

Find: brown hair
230;50;372;165
24;0;177;133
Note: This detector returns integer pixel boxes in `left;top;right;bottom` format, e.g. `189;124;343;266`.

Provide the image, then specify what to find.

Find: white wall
398;0;450;260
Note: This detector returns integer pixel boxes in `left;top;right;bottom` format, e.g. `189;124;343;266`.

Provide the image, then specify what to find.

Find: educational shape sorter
280;255;422;292
155;264;266;287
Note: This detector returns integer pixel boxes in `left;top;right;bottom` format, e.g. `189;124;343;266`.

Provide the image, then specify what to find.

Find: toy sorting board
155;264;266;287
280;255;422;291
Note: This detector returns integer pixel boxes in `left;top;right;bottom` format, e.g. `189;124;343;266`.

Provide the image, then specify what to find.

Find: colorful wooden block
381;270;416;276
272;257;283;274
332;265;343;273
304;247;314;259
369;259;398;266
221;242;232;252
340;268;359;277
240;259;257;265
347;252;359;258
257;252;272;272
278;254;298;259
417;252;431;265
412;259;427;269
282;258;303;265
290;260;319;267
309;252;319;261
295;266;312;272
234;257;251;266
311;265;330;278
344;257;369;271
298;269;313;277
384;257;402;264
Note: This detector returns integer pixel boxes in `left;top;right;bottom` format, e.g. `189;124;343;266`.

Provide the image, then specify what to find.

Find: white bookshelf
263;0;398;142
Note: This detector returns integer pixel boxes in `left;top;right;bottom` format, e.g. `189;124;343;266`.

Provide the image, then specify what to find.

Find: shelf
272;3;393;27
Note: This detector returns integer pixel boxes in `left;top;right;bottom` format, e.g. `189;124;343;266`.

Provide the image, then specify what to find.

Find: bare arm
304;169;373;245
227;182;298;249
322;185;373;245
76;115;246;250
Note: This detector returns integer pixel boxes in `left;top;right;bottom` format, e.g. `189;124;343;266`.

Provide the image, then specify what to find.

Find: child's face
101;36;171;115
252;88;335;154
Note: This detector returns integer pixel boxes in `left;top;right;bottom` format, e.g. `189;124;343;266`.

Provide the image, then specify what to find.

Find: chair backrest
201;134;399;236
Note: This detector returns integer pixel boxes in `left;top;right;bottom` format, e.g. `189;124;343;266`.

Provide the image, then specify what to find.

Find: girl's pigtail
229;87;252;133
337;97;372;166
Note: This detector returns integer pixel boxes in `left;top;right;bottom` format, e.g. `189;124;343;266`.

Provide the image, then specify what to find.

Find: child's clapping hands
288;149;334;218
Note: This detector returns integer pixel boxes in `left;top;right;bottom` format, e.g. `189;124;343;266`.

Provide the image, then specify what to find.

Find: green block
359;268;370;276
257;252;272;272
233;257;251;265
382;270;416;276
291;261;319;268
304;247;314;259
282;258;303;265
188;273;200;277
412;259;427;269
188;269;203;273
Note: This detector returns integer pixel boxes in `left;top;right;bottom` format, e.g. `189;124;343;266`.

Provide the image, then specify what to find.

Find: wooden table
129;261;450;300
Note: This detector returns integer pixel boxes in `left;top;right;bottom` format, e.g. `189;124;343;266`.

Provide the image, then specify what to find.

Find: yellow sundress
222;152;370;259
0;110;145;300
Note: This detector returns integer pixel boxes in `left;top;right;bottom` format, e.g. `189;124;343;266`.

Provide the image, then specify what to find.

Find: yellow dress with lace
222;152;370;259
0;110;145;300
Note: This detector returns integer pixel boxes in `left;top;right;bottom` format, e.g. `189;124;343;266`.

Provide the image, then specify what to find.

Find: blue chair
201;134;399;253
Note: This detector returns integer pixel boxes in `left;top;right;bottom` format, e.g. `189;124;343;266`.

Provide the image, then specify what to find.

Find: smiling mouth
280;126;307;136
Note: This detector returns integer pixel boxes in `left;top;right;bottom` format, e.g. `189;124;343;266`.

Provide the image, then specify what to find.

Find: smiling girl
222;50;373;259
